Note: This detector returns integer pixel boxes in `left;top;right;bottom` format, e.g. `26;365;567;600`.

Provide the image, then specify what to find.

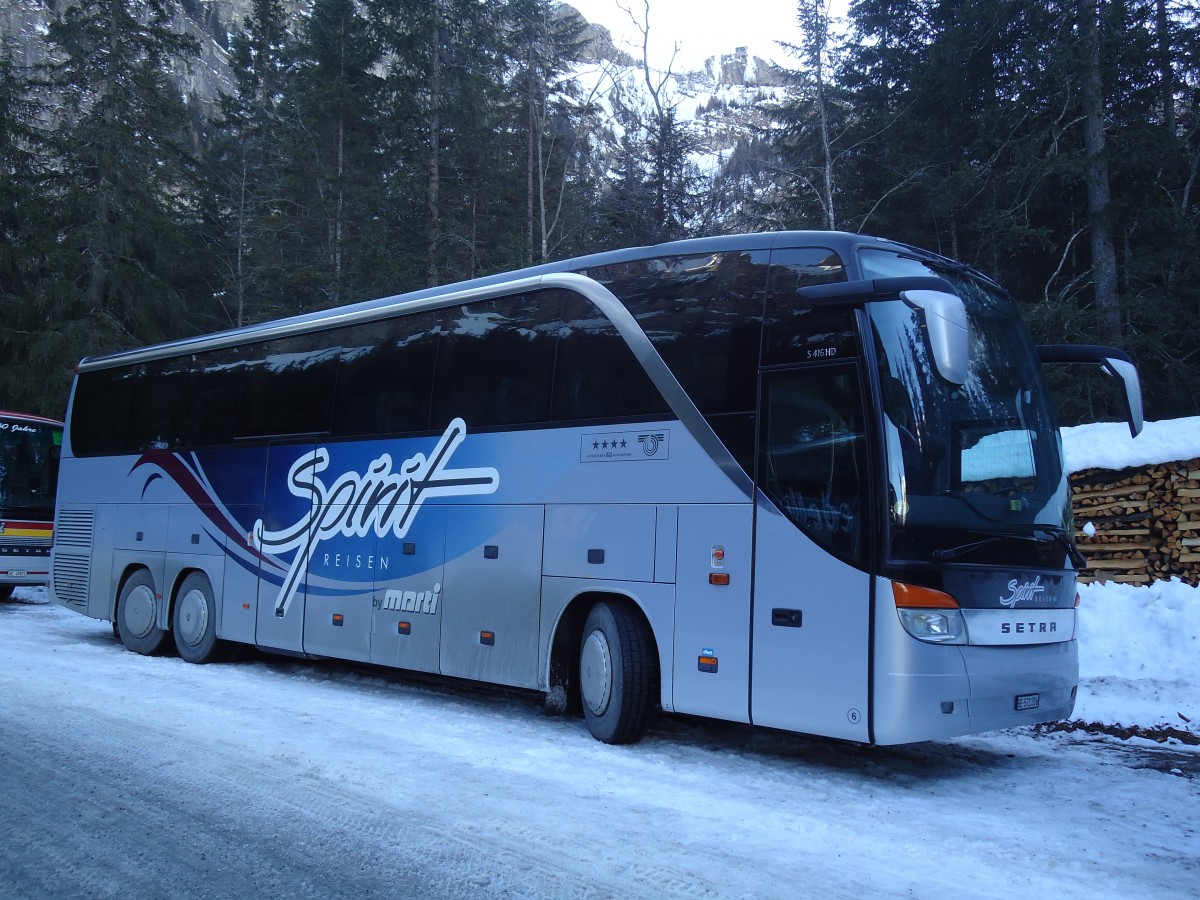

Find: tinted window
0;420;61;517
760;367;868;568
127;356;192;451
763;247;851;366
70;368;136;456
186;346;243;446
431;292;559;429
334;312;439;436
553;293;672;422
237;335;338;438
582;251;768;415
70;287;676;456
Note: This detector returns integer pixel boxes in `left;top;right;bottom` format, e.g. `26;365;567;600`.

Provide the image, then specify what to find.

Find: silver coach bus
49;232;1142;744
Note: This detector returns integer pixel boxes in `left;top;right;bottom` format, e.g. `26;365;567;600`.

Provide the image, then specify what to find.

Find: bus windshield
862;251;1070;568
0;416;62;519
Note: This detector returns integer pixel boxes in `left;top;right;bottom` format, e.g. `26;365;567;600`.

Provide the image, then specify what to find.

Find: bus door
751;366;873;741
254;441;317;652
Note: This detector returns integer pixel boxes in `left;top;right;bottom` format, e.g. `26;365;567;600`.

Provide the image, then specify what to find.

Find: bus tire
579;600;654;744
0;585;14;602
115;569;169;655
172;572;224;664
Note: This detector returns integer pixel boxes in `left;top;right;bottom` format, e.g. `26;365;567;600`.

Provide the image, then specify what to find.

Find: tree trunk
1156;0;1175;136
426;4;442;288
1080;0;1121;341
526;41;536;266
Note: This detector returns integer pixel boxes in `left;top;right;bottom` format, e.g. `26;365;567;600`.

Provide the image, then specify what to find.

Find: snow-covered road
1;596;1196;899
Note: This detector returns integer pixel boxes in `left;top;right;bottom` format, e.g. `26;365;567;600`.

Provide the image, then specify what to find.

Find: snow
567;0;809;70
1062;415;1200;473
3;580;1197;897
1061;417;1200;734
1076;577;1199;732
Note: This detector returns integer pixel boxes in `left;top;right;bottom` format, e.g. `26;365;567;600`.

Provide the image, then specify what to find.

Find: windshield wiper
931;526;1086;568
1034;526;1088;569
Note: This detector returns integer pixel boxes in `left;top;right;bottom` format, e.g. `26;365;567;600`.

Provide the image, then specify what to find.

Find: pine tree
273;0;388;309
374;0;516;286
503;0;590;264
208;0;296;326
34;0;208;409
813;0;1200;419
0;40;57;414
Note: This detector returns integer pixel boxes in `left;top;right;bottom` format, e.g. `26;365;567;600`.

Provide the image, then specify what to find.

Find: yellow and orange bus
1;411;62;600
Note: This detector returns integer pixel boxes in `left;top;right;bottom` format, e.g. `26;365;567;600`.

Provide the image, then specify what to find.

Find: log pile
1071;458;1200;586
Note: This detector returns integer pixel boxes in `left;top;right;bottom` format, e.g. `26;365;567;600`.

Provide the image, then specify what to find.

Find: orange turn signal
892;582;960;609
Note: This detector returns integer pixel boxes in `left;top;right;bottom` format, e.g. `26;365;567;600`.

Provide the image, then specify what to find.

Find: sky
565;0;816;70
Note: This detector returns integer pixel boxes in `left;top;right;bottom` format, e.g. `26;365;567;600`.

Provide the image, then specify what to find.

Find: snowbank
1062;416;1200;474
1075;577;1200;733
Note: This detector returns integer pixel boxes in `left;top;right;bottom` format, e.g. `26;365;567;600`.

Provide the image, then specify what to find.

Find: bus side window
333;313;439;437
236;335;338;439
553;293;671;422
128;358;192;451
431;291;559;430
70;369;134;456
583;251;768;417
761;369;867;566
186;346;243;447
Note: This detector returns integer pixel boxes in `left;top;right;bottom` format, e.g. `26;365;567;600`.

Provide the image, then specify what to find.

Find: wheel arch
545;588;663;716
166;565;219;627
112;562;156;623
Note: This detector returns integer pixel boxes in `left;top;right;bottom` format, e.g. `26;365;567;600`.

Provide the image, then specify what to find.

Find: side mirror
901;290;970;386
1036;344;1144;437
796;276;971;386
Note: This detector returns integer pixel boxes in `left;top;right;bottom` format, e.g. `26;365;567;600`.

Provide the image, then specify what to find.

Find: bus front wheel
579;601;654;744
115;569;169;655
172;572;225;664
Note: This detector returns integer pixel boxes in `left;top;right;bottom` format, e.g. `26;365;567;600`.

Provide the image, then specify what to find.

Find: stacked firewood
1072;458;1200;585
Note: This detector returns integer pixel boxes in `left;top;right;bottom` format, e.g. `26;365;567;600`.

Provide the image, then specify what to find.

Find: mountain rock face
2;0;786;144
2;0;789;222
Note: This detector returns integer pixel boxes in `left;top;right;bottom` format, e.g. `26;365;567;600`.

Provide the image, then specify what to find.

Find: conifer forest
1;0;1199;424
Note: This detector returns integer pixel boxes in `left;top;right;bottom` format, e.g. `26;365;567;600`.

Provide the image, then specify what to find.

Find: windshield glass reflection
862;250;1070;567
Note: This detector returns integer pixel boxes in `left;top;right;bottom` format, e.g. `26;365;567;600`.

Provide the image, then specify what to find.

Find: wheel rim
124;584;157;638
580;629;613;716
176;587;209;648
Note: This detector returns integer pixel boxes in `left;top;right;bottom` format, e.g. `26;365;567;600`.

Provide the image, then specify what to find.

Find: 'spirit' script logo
253;418;498;616
999;576;1045;608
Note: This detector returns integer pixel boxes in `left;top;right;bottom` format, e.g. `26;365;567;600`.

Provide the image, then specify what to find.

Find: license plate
1015;693;1040;711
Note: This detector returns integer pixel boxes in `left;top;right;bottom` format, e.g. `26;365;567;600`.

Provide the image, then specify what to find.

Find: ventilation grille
52;553;90;608
51;510;94;608
55;509;95;549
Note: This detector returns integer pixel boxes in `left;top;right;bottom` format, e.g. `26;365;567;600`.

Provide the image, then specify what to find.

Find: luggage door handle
771;608;803;628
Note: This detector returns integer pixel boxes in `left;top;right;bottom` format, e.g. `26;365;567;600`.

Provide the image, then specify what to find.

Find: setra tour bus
48;232;1143;744
1;411;63;600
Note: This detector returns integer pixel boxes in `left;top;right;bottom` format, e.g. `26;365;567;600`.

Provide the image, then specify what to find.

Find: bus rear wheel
579;601;654;744
172;572;225;664
115;569;169;655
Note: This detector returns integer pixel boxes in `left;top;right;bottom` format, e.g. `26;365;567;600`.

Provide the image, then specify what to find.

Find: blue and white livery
49;232;1142;744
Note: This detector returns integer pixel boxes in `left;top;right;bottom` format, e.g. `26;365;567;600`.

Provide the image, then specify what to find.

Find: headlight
897;607;967;644
893;581;967;645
